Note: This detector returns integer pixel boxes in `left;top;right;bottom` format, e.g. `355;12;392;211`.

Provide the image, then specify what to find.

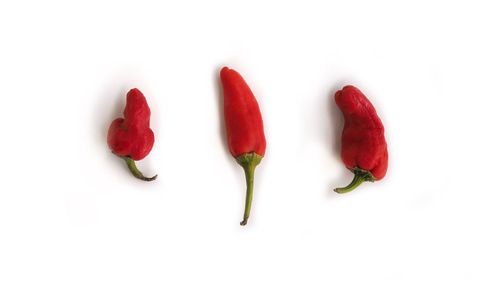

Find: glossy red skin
107;88;154;161
335;85;388;180
220;67;266;157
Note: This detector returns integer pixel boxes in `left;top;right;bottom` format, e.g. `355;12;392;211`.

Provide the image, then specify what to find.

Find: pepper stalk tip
334;168;374;194
122;156;157;182
236;152;263;226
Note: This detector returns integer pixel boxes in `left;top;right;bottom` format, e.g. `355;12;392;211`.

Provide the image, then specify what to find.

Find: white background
1;0;499;280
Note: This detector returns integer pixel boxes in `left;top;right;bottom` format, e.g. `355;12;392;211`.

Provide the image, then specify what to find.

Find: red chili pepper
107;88;157;181
334;85;388;193
220;67;266;225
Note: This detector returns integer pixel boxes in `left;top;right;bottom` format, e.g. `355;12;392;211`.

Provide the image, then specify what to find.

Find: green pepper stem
334;174;365;194
236;152;263;226
334;168;374;194
122;156;157;182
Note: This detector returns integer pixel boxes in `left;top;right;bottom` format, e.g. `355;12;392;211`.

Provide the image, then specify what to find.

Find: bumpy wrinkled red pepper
107;88;157;181
334;85;388;193
220;67;266;225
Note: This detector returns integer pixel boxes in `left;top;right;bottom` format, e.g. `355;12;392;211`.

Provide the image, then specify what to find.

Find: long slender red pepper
334;85;388;193
107;88;157;181
220;67;266;226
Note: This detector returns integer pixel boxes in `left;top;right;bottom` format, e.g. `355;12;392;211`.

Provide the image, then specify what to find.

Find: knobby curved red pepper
107;88;157;181
220;67;266;225
334;85;388;193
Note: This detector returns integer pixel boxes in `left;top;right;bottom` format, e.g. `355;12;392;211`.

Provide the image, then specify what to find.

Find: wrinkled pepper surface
334;85;388;193
220;67;266;225
107;88;157;181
